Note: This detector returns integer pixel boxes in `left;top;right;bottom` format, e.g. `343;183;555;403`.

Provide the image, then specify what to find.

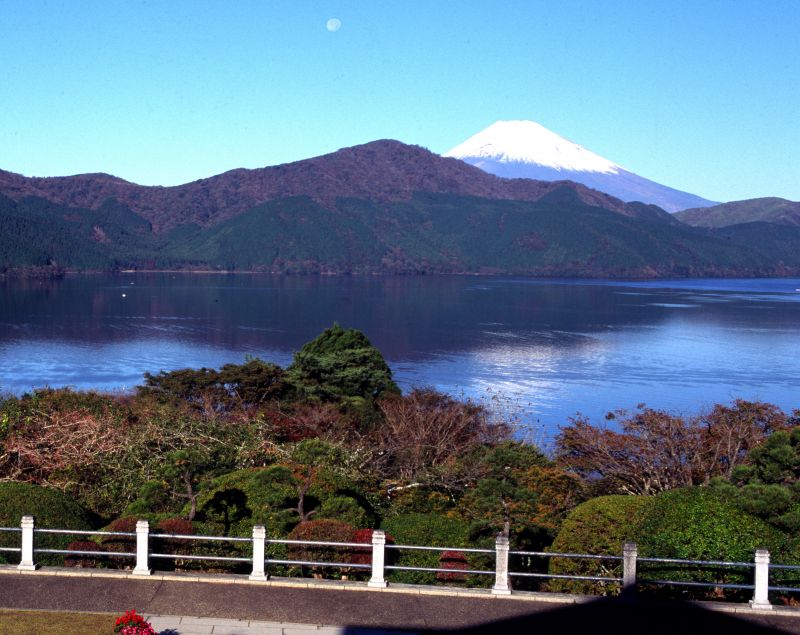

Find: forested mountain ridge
675;197;800;228
2;141;800;277
0;140;638;233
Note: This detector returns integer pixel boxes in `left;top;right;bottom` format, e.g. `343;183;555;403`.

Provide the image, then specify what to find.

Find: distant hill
2;140;799;278
675;197;800;228
444;120;717;213
0;140;635;233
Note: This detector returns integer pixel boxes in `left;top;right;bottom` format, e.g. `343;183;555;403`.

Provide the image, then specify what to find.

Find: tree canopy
286;324;399;403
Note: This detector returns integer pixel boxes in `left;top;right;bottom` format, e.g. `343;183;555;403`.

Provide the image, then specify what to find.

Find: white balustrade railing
1;515;798;609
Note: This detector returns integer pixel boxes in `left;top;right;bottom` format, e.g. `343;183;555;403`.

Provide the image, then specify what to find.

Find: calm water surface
2;274;799;442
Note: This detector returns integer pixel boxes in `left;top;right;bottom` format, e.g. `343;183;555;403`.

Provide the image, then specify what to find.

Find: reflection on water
2;274;799;441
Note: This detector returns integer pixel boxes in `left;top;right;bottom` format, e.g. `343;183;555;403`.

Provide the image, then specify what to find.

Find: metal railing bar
639;579;754;590
266;539;368;548
768;586;800;593
384;565;493;575
0;528;22;532
149;533;252;543
0;547;21;552
266;559;372;569
35;529;136;537
770;564;800;571
511;550;623;561
509;572;621;582
34;549;135;558
386;545;495;554
638;557;753;567
149;553;251;563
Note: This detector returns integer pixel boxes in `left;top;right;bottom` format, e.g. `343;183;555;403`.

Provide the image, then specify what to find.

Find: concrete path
144;614;408;635
1;568;799;633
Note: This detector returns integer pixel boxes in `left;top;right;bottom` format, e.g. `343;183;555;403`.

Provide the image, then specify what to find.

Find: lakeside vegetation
1;325;799;599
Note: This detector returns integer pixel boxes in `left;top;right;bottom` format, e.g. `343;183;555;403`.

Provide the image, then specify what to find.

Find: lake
2;273;799;444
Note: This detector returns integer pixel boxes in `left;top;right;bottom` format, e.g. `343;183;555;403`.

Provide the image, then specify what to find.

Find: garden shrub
192;465;372;538
64;540;103;568
380;513;478;585
437;550;469;583
286;519;357;578
316;495;370;528
192;468;300;538
548;495;654;595
0;482;93;566
100;517;138;569
350;527;392;567
152;518;196;572
636;488;786;598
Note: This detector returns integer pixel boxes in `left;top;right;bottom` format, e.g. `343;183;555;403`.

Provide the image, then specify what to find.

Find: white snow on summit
443;120;622;175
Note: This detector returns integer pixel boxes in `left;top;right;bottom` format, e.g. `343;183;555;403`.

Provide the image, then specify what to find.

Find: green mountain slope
165;188;800;276
675;197;800;228
4;189;800;277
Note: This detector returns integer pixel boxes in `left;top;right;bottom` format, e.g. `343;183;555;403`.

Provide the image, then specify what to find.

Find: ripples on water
1;274;799;443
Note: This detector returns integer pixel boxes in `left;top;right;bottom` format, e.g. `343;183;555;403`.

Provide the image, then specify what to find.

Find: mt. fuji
444;121;716;212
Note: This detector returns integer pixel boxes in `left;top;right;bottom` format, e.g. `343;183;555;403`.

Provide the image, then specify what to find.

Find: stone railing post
132;520;152;575
367;529;387;588
491;534;511;595
750;548;772;610
250;525;267;581
18;516;37;571
622;542;638;596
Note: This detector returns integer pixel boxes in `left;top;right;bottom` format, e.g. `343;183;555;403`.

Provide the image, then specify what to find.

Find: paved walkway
1;567;799;634
144;614;405;635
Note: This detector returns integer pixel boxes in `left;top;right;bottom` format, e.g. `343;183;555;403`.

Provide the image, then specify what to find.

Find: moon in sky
326;18;342;32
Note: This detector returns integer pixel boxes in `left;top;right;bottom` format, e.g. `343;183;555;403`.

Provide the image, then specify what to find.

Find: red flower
114;610;155;634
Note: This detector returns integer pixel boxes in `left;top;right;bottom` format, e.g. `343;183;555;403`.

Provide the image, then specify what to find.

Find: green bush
637;488;787;598
548;495;654;595
380;513;485;585
191;468;298;539
286;324;399;404
316;496;370;528
0;482;93;566
192;460;374;538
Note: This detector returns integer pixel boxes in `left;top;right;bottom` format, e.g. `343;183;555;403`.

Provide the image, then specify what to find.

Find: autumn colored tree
556;400;787;496
371;388;510;491
457;442;584;543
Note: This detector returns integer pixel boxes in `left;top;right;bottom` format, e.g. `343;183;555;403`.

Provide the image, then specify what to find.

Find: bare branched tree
371;387;510;489
555;400;788;496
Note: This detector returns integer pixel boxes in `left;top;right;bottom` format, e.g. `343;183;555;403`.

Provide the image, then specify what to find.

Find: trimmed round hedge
636;488;786;596
0;482;93;566
548;488;788;598
547;495;653;595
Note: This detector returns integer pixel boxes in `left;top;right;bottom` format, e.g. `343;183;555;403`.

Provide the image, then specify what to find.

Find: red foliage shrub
156;518;194;535
350;528;395;566
263;402;347;443
154;518;196;570
64;540;103;568
101;517;138;565
107;517;139;533
437;550;469;583
287;519;357;569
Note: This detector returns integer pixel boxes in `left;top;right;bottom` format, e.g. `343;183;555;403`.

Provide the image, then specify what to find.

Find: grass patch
0;610;114;635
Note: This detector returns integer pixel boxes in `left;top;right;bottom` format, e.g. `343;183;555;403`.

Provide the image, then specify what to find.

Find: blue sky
1;0;798;202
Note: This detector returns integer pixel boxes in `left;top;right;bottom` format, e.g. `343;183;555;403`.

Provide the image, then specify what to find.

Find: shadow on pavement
422;596;797;635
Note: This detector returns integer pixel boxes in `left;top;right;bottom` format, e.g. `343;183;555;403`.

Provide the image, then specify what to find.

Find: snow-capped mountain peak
443;120;622;175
